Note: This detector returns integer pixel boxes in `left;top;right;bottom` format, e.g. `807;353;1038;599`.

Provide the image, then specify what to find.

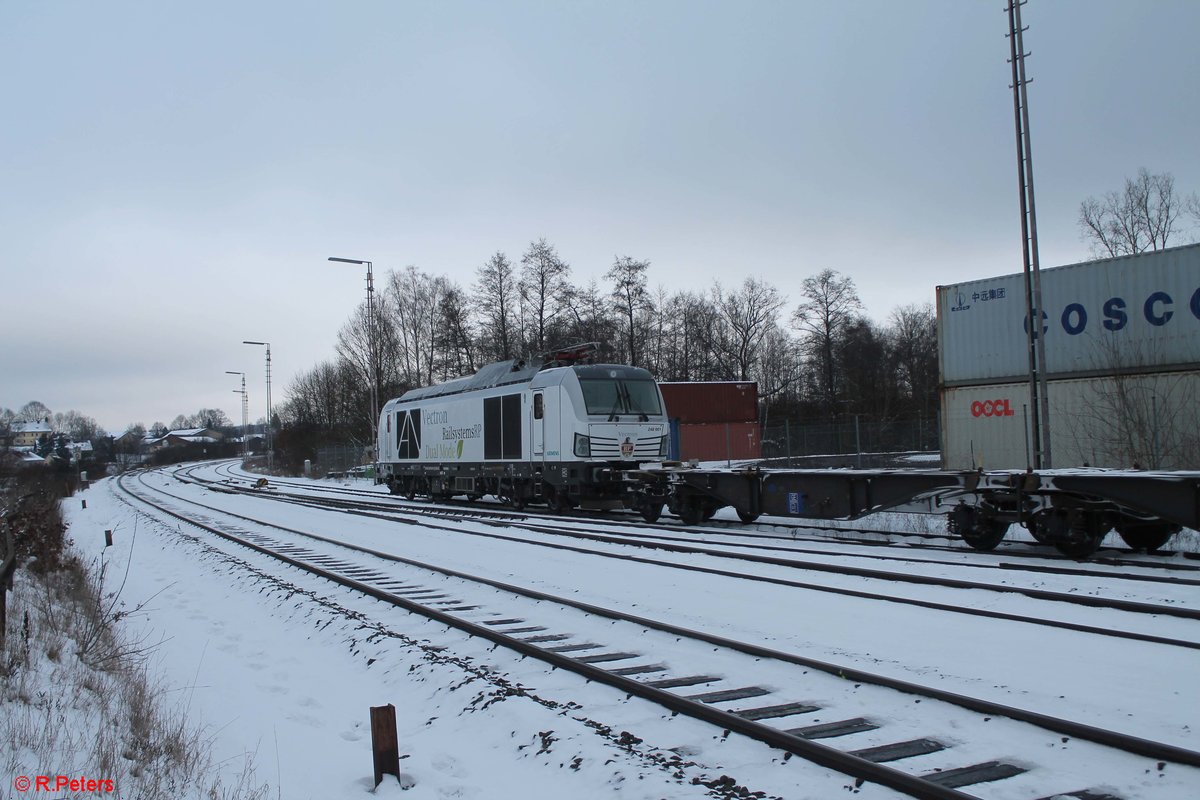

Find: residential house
12;418;52;448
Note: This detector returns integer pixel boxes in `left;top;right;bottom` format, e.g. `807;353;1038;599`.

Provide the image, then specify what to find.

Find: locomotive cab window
579;377;661;417
533;393;543;420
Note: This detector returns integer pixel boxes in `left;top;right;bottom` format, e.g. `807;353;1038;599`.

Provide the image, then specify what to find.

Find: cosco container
659;381;759;424
937;243;1200;386
941;370;1200;470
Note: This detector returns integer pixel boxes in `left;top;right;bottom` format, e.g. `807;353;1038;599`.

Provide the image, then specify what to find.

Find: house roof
12;420;52;434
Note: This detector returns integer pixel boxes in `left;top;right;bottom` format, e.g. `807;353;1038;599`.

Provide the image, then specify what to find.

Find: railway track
116;466;1200;798
186;464;1200;652
210;461;1200;569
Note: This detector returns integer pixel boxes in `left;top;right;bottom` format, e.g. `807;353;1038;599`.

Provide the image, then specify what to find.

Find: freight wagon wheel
639;502;663;523
678;496;705;526
948;504;1008;551
1026;511;1056;545
1052;510;1111;559
736;509;761;524
1115;520;1179;552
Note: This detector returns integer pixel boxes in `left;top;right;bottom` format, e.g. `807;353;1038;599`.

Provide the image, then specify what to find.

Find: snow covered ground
50;464;1200;798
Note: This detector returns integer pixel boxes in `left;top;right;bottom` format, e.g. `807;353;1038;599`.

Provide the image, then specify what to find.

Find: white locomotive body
377;350;669;511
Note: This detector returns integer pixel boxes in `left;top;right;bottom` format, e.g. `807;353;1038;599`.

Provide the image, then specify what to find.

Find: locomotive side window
533;393;544;420
484;393;523;459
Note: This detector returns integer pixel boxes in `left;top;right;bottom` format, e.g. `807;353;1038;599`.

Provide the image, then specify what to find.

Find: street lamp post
226;371;248;457
328;257;379;463
242;341;273;471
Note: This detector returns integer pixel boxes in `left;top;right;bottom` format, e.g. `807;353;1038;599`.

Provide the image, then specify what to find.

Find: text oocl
971;399;1015;418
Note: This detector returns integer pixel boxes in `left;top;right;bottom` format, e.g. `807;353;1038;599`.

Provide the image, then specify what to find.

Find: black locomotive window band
484;394;522;460
397;409;421;459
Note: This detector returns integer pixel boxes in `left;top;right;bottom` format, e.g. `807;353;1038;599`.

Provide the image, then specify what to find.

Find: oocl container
941;370;1200;470
937;243;1200;386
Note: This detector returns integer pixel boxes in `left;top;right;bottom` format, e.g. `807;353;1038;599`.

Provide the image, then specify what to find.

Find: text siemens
1025;286;1200;336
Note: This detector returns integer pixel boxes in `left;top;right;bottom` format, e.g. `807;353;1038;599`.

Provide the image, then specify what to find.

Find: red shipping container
659;382;759;424
676;421;762;463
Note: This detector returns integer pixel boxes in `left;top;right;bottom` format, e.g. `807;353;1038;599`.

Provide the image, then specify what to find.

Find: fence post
370;704;401;787
855;414;862;469
785;419;792;467
105;530;113;547
1;529;14;649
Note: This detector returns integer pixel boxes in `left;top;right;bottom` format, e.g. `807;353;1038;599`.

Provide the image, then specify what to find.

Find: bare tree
792;269;862;413
709;277;786;381
886;303;938;417
1078;168;1184;257
561;279;617;360
434;283;477;380
19;401;51;421
384;266;446;386
473;251;518;363
605;255;651;367
519;238;571;354
52;410;102;441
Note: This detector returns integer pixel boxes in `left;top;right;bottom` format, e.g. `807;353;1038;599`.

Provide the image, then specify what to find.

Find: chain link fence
760;414;941;469
314;445;374;477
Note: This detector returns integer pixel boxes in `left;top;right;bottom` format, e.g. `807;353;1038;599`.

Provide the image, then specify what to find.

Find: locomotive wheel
639;503;663;523
403;479;416;501
701;504;718;521
737;508;761;524
1115;521;1178;552
948;504;1008;551
550;489;573;514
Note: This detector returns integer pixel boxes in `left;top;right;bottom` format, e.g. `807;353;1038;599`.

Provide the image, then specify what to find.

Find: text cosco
1024;286;1200;337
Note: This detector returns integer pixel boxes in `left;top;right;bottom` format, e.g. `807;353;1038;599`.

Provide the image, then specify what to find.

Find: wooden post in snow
370;704;400;787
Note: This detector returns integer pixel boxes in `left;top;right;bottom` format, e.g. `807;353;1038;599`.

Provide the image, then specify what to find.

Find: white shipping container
937;243;1200;385
941;370;1200;470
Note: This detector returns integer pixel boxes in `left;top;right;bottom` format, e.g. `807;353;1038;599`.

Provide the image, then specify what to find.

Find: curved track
112;463;1200;798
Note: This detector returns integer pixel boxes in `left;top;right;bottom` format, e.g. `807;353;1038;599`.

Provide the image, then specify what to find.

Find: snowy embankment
16;463;1198;799
1;478;267;800
57;474;898;800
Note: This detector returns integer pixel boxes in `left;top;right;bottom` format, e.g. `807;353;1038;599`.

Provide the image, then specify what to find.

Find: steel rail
195;470;1200;622
122;472;1200;770
210;460;1200;567
168;471;1200;651
117;473;979;800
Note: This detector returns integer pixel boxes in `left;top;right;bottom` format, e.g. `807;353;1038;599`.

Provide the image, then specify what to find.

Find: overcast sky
2;1;1198;434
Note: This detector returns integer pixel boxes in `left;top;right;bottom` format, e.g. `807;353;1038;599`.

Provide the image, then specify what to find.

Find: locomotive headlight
659;435;669;457
573;433;591;458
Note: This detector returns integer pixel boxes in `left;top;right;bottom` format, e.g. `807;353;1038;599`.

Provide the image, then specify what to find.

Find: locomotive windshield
579;377;662;418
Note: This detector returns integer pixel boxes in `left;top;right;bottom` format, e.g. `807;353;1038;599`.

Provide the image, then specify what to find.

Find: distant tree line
279;238;940;458
1078;168;1200;258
